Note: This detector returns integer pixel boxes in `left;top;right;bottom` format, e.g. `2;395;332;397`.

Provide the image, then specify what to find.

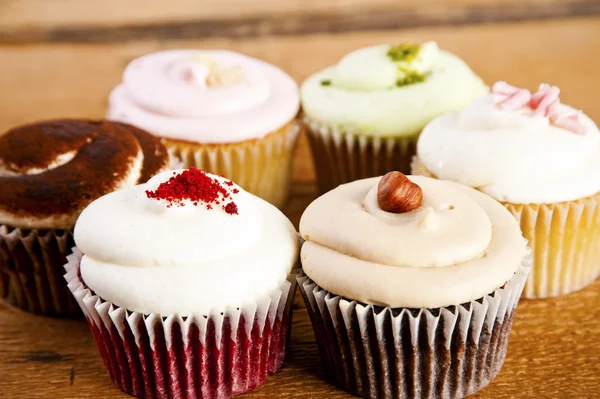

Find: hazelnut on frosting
300;173;526;308
74;169;299;315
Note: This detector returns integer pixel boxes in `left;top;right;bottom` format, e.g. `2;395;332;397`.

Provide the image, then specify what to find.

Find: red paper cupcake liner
0;225;80;316
297;253;530;399
65;248;297;399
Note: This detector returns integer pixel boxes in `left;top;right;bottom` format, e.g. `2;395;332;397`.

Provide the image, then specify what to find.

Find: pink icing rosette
492;81;587;135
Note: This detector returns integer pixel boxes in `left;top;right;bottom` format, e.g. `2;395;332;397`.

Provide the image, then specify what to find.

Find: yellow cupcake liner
411;156;600;298
163;120;301;209
305;116;419;194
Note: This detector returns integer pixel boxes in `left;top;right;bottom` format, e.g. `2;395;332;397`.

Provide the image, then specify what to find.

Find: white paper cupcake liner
164;120;301;209
298;250;530;399
305;116;419;194
0;225;79;316
65;248;298;398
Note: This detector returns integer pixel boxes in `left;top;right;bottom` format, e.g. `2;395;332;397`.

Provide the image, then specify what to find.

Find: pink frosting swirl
108;50;300;143
492;81;588;135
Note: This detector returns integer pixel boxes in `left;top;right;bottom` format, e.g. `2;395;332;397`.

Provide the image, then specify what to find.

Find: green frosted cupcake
301;42;487;193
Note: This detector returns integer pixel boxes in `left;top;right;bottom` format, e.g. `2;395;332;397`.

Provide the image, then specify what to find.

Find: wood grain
1;0;600;42
1;16;600;398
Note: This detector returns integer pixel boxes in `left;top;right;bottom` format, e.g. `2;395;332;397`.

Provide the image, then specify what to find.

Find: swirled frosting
0;120;169;229
300;175;525;308
74;169;299;315
301;42;487;137
417;85;600;204
108;50;300;144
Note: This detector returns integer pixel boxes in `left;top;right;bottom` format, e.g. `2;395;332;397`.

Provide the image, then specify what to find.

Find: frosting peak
332;41;439;90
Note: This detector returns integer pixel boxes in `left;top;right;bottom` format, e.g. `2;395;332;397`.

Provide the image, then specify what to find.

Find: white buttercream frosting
74;169;299;316
107;50;300;144
301;42;487;137
300;175;526;308
417;94;600;204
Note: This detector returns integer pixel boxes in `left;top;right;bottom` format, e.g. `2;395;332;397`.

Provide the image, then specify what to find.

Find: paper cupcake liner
65;248;298;399
298;253;530;399
163;120;301;209
305;116;419;195
506;194;600;298
0;225;79;316
412;156;600;299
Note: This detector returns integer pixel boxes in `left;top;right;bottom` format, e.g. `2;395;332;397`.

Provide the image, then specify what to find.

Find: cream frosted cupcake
301;42;487;194
108;50;301;208
413;82;600;298
0;119;168;316
298;172;530;399
65;168;299;398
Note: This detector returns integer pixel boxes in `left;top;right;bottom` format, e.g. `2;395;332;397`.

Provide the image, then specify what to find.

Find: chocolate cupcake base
65;249;298;399
305;116;418;195
297;257;529;399
0;225;79;316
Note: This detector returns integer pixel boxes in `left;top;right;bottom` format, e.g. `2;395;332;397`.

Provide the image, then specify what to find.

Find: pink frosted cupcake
107;50;301;208
65;168;299;398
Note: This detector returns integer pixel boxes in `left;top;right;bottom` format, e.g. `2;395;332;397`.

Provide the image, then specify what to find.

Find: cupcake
65;168;299;398
0;119;168;316
107;49;301;208
300;42;487;194
413;81;600;298
298;172;530;399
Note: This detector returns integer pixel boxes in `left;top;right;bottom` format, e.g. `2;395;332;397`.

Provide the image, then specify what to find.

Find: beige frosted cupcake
301;42;487;194
107;50;301;208
298;172;530;399
413;81;600;298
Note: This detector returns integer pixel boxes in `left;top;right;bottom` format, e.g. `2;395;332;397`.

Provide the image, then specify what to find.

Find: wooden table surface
1;16;600;399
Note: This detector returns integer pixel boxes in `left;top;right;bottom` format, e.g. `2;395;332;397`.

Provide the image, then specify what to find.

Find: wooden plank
1;0;600;42
1;17;600;398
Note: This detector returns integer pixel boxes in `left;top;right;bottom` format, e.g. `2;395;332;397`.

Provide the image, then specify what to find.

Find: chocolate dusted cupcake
413;82;600;298
298;172;530;399
0;120;168;315
108;49;301;208
301;42;487;194
65;168;300;398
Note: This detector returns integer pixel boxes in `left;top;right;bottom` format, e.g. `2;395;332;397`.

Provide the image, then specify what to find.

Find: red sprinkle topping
146;168;240;215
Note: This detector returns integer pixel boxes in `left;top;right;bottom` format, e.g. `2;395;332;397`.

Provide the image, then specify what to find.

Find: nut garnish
377;171;423;213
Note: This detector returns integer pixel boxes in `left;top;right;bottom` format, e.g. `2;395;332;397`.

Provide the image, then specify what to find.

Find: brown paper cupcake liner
65;249;298;399
411;156;600;299
0;225;79;316
163;120;301;209
305;116;419;194
298;253;530;399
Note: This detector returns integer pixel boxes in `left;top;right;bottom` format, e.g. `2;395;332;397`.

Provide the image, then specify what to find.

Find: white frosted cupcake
298;172;530;399
301;42;487;193
413;81;600;298
65;168;299;398
108;50;301;208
